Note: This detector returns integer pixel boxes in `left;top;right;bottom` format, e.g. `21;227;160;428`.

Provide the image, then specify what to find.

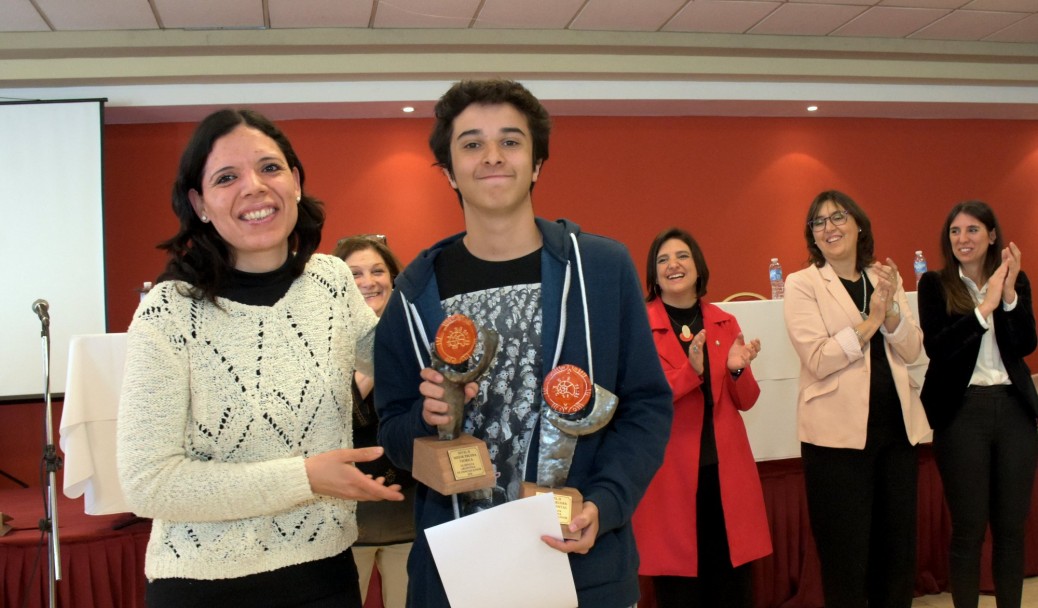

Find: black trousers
651;464;753;608
146;548;362;608
934;385;1038;608
802;432;918;608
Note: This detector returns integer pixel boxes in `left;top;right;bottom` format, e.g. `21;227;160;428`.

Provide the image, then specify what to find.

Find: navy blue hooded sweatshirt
374;217;672;607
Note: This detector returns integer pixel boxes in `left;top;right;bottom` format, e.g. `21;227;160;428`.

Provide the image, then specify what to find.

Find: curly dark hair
645;227;710;303
803;190;875;271
429;79;551;205
157;109;324;301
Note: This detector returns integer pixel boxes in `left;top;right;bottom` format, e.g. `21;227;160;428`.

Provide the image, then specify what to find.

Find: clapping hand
980;261;1010;317
868;259;898;324
1002;242;1021;305
687;329;707;376
727;333;761;372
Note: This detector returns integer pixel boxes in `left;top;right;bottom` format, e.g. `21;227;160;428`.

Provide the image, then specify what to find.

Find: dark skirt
146;548;361;608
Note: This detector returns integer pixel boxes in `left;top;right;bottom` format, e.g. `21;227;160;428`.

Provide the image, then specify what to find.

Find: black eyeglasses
808;211;850;232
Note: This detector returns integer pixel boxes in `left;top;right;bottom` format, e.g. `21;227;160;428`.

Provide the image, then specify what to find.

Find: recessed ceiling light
807;105;818;112
402;106;415;113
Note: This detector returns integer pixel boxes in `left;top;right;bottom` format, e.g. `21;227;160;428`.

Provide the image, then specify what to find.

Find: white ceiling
2;0;1038;122
5;0;1038;42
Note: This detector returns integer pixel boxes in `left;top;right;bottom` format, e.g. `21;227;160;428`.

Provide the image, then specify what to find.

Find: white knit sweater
117;254;378;581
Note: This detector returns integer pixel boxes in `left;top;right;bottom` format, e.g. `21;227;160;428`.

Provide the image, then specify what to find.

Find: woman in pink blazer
633;227;771;608
783;190;929;608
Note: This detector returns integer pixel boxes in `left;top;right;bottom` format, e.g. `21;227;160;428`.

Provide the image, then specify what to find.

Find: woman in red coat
632;227;772;607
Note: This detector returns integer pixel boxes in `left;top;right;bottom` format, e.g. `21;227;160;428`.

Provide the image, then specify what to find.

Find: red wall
100;115;1038;331
3;114;1038;488
0;402;63;489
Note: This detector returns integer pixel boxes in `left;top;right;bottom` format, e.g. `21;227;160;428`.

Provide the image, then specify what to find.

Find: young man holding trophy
374;79;672;608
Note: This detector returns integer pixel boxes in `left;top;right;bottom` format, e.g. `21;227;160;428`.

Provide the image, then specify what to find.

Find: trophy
411;314;500;496
520;364;619;540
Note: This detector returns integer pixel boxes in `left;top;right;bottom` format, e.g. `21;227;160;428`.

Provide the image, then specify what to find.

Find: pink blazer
783;263;930;449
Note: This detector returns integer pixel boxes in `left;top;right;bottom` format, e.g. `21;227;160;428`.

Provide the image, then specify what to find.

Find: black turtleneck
662;301;717;467
216;256;297;306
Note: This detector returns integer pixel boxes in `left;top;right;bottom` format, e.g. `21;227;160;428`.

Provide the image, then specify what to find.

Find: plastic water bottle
769;258;784;300
913;251;927;287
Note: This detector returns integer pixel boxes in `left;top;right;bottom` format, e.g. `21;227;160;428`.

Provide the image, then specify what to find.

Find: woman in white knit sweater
117;109;403;607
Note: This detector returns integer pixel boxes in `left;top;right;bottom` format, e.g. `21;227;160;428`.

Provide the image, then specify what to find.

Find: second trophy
520;364;619;540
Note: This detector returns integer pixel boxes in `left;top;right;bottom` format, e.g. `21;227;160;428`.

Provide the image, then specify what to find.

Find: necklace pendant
680;325;693;342
861;311;868;320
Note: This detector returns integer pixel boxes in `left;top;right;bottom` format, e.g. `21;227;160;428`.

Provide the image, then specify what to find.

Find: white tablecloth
53;299;930;514
59;333;129;515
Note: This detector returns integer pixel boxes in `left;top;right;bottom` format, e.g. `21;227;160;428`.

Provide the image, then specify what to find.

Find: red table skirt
0;489;149;608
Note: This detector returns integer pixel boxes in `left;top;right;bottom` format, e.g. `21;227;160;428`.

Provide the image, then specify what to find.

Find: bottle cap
915;250;923;255
771;257;778;262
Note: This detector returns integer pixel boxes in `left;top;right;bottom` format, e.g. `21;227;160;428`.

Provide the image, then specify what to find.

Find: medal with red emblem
542;364;592;414
434;314;478;365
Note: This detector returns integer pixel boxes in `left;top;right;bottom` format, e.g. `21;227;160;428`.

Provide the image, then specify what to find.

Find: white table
59;333;129;515
53;300;931;512
717;293;929;461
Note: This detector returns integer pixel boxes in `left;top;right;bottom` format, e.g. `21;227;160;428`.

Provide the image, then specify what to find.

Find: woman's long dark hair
157;109;325;301
937;200;1004;315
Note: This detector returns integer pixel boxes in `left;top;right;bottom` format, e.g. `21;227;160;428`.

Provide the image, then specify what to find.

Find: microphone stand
35;305;62;608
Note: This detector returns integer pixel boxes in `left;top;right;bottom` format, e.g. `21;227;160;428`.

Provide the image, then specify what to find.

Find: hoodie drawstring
401;293;430;367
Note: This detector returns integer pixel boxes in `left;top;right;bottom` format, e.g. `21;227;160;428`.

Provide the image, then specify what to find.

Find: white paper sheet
426;492;579;608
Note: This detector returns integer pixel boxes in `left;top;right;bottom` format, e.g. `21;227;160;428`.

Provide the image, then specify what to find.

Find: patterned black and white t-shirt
435;239;543;514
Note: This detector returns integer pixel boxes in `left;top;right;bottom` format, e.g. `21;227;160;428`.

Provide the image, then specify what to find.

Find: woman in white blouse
918;200;1038;608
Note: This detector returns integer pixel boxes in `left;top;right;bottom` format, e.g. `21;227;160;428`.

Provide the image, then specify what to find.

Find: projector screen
0;99;106;401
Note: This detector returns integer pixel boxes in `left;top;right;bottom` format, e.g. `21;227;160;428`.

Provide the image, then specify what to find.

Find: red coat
632;298;772;575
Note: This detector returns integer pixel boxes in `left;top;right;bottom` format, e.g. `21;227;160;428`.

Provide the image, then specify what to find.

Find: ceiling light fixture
402;106;415;113
807;105;818;112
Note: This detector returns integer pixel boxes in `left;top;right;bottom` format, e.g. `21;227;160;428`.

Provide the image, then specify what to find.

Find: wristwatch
886;301;900;318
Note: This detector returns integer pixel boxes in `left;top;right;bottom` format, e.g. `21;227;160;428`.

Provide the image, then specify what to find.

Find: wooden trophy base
520;481;583;540
412;434;496;496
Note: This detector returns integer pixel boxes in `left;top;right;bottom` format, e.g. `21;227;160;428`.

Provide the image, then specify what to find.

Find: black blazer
918;269;1038;431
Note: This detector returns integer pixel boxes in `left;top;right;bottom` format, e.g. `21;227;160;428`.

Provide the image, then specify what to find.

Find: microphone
32;299;50;326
